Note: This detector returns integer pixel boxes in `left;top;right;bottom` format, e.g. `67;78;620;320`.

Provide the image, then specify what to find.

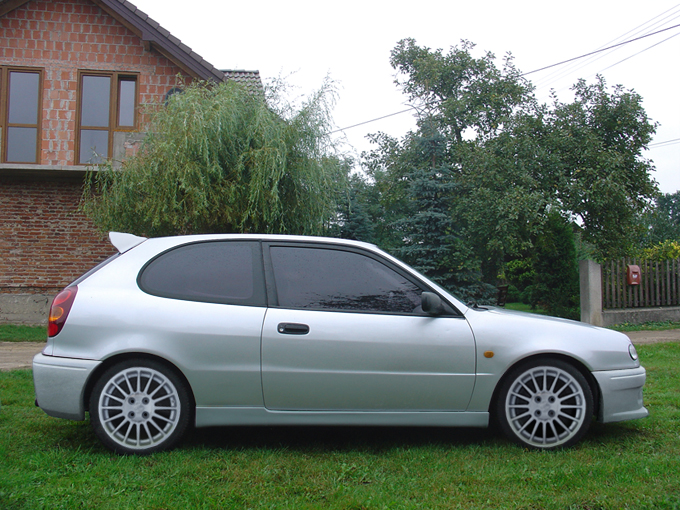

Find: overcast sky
132;0;680;194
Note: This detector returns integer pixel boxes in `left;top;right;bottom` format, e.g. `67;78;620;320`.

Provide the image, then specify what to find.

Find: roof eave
0;0;31;17
91;0;225;83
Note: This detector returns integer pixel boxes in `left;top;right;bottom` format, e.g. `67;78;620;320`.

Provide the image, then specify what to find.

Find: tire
496;358;594;450
89;359;191;455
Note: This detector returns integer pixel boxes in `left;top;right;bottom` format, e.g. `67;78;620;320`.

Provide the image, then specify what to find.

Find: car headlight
629;343;639;361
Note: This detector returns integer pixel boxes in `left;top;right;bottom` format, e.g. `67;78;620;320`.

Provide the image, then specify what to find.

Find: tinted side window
270;246;423;313
139;241;265;306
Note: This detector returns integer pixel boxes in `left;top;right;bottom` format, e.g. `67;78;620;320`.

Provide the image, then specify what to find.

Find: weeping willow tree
82;78;346;237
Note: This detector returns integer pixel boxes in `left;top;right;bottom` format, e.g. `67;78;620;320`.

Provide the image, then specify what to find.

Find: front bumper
33;353;101;421
593;366;648;423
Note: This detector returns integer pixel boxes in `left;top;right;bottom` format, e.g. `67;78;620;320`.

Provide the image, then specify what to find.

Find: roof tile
222;69;263;92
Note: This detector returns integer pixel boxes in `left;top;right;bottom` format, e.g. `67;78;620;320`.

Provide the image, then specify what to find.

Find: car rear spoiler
109;232;148;254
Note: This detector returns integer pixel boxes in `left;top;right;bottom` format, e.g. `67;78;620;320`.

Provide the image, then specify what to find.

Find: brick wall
0;176;114;295
0;0;189;165
0;0;198;321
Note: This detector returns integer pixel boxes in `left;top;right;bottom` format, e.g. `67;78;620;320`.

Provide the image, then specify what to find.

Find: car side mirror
421;292;445;316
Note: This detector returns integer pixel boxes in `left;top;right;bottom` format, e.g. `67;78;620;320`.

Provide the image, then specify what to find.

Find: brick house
0;0;261;323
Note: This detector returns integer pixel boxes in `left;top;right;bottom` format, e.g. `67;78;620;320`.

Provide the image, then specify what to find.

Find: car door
261;243;476;411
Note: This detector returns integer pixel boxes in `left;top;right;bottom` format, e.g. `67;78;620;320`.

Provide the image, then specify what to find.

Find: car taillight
48;286;78;337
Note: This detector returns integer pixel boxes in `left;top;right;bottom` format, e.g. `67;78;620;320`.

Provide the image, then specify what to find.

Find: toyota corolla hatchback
33;232;648;455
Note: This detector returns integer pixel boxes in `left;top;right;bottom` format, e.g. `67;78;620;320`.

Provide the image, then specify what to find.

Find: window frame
137;240;268;307
75;70;139;165
263;241;461;317
0;66;43;164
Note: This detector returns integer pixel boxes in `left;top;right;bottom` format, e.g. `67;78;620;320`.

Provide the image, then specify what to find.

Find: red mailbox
627;265;641;286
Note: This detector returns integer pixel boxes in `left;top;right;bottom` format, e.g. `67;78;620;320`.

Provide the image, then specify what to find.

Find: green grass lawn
503;302;550;315
1;342;679;509
609;320;680;332
0;325;46;343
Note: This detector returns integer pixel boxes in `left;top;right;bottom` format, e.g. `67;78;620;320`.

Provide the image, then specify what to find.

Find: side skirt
195;407;489;428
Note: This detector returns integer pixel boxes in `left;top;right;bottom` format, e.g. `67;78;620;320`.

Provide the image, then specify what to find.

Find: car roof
111;231;379;249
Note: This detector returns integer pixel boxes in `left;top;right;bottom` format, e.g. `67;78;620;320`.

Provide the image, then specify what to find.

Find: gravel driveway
0;342;45;371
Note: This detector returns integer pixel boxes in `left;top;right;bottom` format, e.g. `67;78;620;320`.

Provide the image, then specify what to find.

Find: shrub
640;240;680;262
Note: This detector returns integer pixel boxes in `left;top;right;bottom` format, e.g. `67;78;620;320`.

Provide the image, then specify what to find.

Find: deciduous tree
361;40;659;308
543;77;658;259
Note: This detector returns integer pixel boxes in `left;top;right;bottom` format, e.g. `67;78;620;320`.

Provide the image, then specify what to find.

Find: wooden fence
602;258;680;309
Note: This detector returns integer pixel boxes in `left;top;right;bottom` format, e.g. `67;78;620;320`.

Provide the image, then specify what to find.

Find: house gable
91;0;225;82
0;0;237;82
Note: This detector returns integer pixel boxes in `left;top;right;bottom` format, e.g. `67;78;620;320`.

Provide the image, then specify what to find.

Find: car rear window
138;241;266;306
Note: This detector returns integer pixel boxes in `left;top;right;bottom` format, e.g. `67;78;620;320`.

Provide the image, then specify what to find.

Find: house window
1;67;42;163
76;72;138;165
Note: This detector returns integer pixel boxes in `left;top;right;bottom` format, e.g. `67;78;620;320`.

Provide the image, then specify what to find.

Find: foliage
525;212;580;319
503;259;535;291
389;39;542;283
573;229;597;262
2;343;680;508
391;126;494;301
390;38;534;143
361;39;658;302
361;132;419;252
82;79;346;237
330;171;377;243
458;130;549;281
468;76;658;265
639;240;680;262
503;258;536;304
359;40;538;300
540;77;659;259
639;191;680;246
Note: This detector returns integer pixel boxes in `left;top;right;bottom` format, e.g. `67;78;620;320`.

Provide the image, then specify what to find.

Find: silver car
33;233;648;455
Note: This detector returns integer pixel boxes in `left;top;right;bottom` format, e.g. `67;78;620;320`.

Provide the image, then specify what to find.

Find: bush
504;259;536;292
640;240;680;262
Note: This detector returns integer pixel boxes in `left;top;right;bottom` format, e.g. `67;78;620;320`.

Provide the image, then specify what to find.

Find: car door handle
277;323;310;335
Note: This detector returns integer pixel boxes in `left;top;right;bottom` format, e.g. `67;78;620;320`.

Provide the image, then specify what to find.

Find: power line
597;30;680;73
331;22;680;136
532;5;680;90
541;24;680;97
649;138;680;148
330;107;415;135
521;23;680;77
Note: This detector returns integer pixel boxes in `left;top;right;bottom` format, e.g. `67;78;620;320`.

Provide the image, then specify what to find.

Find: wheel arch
83;353;196;416
488;353;601;423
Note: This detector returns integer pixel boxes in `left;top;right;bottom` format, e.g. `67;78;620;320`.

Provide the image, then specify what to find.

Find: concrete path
2;330;679;372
